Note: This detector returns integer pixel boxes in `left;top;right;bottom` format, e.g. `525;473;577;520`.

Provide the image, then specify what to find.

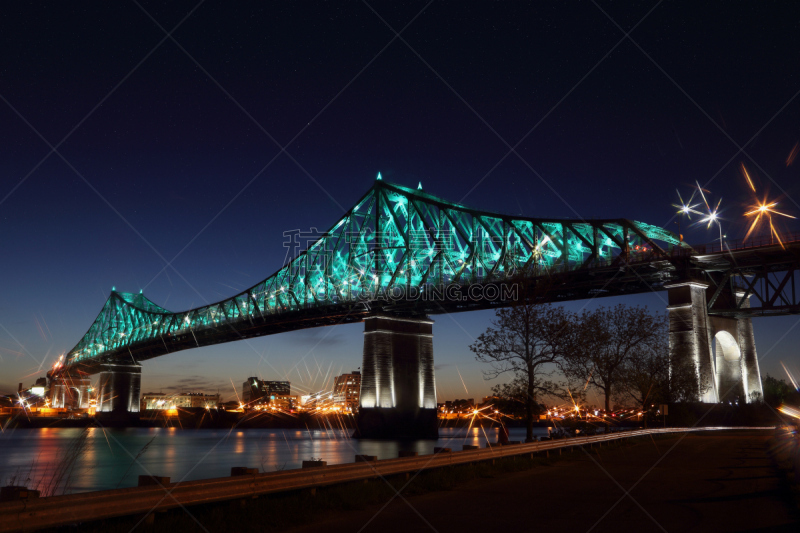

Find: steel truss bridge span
56;179;693;376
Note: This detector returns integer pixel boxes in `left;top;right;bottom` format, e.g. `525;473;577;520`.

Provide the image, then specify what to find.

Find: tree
470;303;575;442
762;374;800;408
618;334;668;411
564;305;665;413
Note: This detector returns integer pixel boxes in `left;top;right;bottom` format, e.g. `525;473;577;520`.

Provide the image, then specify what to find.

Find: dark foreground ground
48;430;798;533
287;430;798;533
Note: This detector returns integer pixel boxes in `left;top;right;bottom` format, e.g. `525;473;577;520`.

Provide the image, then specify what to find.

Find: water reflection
0;426;549;494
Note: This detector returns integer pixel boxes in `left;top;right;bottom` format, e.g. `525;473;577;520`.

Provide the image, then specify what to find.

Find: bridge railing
691;232;800;254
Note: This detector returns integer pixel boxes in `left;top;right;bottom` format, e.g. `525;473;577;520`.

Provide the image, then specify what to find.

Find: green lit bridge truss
59;179;694;375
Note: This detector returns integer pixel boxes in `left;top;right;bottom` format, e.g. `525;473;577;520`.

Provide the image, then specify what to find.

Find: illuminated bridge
48;178;800;437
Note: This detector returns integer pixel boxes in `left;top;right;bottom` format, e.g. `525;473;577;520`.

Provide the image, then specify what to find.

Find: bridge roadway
0;427;779;533
59;238;800;377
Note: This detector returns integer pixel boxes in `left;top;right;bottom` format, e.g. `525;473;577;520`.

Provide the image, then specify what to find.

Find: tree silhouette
470;303;574;442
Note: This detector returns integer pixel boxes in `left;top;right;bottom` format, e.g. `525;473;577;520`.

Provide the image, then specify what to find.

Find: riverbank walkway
288;430;798;533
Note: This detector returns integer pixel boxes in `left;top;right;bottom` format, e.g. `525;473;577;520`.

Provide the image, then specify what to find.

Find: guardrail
693;233;800;254
0;426;775;532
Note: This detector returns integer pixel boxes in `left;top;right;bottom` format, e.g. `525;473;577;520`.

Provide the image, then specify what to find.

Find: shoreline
5;428;792;533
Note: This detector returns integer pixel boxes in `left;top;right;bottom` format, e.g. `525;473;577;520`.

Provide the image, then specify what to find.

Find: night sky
2;2;800;403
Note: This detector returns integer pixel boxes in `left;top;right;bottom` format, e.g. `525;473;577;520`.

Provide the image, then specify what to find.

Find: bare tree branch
471;302;576;442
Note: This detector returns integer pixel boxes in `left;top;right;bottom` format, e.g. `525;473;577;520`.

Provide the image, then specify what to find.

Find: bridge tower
95;363;142;424
355;314;438;439
666;281;763;403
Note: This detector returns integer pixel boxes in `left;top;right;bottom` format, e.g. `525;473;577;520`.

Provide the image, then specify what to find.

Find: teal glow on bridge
62;179;689;371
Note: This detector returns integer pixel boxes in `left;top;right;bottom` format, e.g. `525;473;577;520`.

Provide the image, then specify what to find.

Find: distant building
242;377;266;404
242;377;290;406
264;381;290;397
333;371;361;412
301;391;330;410
141;392;220;410
142;392;165;410
265;394;297;410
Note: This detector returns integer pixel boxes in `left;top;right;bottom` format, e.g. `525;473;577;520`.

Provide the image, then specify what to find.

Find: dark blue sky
2;1;800;403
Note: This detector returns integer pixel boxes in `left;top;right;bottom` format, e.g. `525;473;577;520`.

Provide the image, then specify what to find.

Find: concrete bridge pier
96;363;142;424
355;314;438;439
706;292;764;403
666;281;718;403
736;292;763;402
666;281;764;404
49;373;92;409
708;316;745;403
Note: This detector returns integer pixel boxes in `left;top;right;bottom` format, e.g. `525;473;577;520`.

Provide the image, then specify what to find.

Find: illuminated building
141;392;220;410
264;380;290;397
333;370;361;412
300;391;333;410
242;378;290;405
262;394;297;410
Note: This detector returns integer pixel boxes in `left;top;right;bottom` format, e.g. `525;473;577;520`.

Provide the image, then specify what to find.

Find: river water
0;426;551;495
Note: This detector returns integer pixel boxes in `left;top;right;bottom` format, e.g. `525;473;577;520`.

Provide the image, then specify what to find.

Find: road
288;430;798;533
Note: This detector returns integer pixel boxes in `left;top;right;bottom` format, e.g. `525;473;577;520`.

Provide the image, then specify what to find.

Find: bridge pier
666;281;718;402
355;314;438;439
666;281;764;404
96;363;141;424
708;316;745;402
48;373;92;409
736;292;763;402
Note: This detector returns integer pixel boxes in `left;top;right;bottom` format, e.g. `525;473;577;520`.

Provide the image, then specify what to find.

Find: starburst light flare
698;197;723;229
741;163;796;248
741;162;756;192
694;181;724;246
787;142;799;167
672;188;702;220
